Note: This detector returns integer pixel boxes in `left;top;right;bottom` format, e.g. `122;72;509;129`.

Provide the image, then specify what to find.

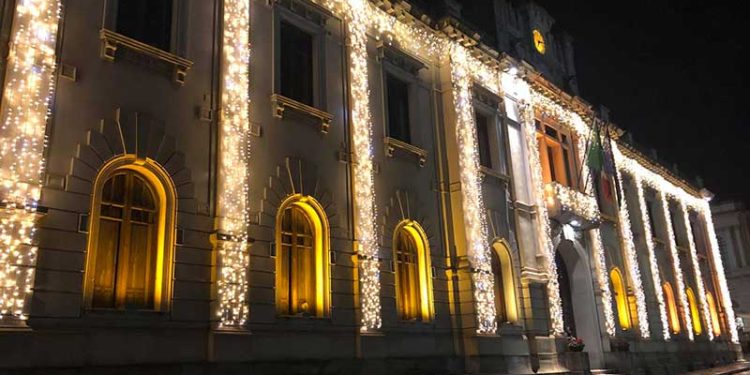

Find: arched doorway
555;239;604;369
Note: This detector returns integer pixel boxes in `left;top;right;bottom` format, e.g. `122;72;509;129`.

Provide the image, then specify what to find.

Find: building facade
0;0;740;374
713;201;750;344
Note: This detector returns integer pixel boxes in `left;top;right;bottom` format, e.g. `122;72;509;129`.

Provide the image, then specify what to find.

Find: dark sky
534;0;750;204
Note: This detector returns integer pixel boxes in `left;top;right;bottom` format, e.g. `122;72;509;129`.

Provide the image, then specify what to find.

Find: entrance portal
554;239;605;369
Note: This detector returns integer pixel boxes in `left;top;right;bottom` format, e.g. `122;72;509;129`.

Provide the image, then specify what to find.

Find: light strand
590;228;617;336
520;95;563;335
449;45;497;334
633;174;671;340
0;0;61;319
658;190;694;340
681;202;714;340
613;142;738;342
215;0;251;327
345;0;382;331
612;168;651;338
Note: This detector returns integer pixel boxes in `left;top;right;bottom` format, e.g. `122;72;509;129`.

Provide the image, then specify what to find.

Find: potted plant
567;336;585;352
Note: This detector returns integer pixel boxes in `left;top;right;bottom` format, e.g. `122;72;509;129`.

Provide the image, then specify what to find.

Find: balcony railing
544;182;600;229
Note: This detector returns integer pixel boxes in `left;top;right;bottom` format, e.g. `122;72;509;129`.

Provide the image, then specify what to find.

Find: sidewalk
682;361;750;375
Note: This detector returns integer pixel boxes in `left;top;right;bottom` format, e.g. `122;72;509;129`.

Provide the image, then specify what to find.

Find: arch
686;287;703;335
84;154;177;311
663;282;681;334
491;239;518;324
706;292;722;337
610;267;631;331
275;194;330;317
393;220;434;321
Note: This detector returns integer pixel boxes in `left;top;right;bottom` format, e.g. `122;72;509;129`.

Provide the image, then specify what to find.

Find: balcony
543;182;600;229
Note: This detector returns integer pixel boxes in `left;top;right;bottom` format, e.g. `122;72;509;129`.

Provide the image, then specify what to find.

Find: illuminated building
0;0;739;373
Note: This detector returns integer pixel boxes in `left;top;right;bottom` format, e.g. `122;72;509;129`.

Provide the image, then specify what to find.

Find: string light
0;0;61;319
681;202;714;340
590;228;617;336
344;0;382;331
633;174;671;340
518;95;563;335
611;167;651;338
215;0;251;327
613;143;737;342
449;45;497;334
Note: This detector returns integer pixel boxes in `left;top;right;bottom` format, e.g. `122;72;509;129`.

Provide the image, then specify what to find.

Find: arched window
276;194;330;317
706;292;722;337
393;221;433;321
686;287;703;335
491;240;518;324
85;156;176;311
610;267;631;331
663;282;681;334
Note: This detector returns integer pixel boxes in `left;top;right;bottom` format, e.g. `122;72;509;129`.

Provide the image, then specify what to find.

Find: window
686;287;703;335
646;200;658;237
491;241;518;324
279;20;315;106
475;110;493;169
663;282;681;334
386;73;411;144
610;268;631;330
276;194;330;317
536;119;576;188
116;0;173;51
707;292;722;336
84;156;176;311
393;221;433;321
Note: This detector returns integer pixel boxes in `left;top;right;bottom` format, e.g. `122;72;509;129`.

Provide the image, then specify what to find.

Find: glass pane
116;0;173;51
131;175;156;210
123;223;155;309
92;219;121;308
280;21;314;106
475;110;493;169
386;73;411;144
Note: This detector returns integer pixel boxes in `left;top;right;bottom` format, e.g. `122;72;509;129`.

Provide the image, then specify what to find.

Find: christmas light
612;168;651;338
633;174;671;340
680;202;713;340
0;0;61;319
449;45;497;334
590;228;617;336
215;0;251;327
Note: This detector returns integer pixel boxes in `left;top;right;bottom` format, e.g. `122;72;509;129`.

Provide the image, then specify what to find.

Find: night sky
535;0;749;204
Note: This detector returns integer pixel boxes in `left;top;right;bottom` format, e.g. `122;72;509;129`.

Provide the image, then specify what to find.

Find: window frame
535;116;579;189
273;3;327;110
83;155;177;313
473;87;509;177
104;0;184;55
392;220;434;322
274;194;331;318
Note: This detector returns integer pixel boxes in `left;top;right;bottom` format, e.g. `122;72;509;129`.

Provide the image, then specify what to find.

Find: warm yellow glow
663;282;681;334
532;29;546;54
83;155;176;311
707;292;722;337
681;203;714;340
686;288;703;335
610;268;631;330
0;0;61;319
492;240;518;323
613;142;738;342
393;220;434;322
275;194;330;317
630;173;671;340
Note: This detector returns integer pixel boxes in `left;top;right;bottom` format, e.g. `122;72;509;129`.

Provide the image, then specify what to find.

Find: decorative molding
271;93;333;133
99;29;194;85
377;40;426;75
384;137;426;167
